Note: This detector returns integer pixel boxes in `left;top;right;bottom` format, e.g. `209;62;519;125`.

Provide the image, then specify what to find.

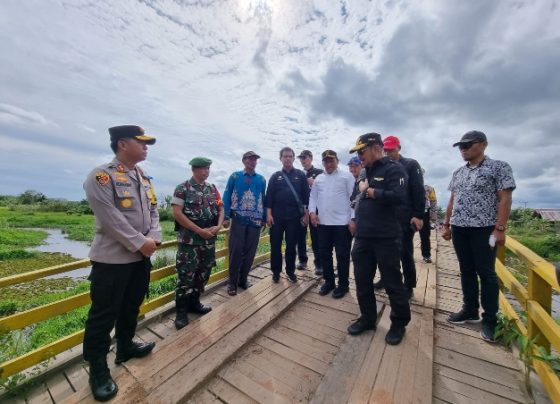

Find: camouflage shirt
172;178;223;245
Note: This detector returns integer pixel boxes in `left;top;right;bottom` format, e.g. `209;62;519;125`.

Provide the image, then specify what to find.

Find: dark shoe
447;309;481;325
287;273;298;283
347;318;376;335
373;279;384;290
88;357;118;402
481;323;497;343
314;267;323;276
319;283;335;296
272;273;280;283
296;262;307;270
238;280;252;290
332;286;349;299
385;325;406;345
174;296;189;330
115;341;155;364
188;293;212;315
227;286;237;296
423;256;432;264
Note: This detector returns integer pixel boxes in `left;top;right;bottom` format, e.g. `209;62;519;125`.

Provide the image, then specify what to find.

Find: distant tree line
0;190;177;219
0;190;93;215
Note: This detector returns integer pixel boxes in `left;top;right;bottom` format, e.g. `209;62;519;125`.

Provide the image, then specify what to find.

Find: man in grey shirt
442;130;515;343
83;125;161;401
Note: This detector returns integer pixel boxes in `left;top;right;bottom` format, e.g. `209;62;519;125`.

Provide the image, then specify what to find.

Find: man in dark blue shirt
265;147;309;283
297;150;323;275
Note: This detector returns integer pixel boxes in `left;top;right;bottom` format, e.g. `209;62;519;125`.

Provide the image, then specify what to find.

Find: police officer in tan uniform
83;125;161;401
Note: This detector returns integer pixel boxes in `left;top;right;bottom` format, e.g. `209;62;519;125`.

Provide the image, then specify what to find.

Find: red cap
383;135;400;150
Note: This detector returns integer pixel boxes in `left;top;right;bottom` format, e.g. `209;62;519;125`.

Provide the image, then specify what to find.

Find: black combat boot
115;340;155;364
188;292;212;315
88;357;118;402
174;296;189;330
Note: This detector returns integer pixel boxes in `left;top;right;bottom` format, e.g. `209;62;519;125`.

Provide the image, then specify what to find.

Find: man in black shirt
374;135;424;298
265;147;309;283
296;150;323;275
348;133;411;345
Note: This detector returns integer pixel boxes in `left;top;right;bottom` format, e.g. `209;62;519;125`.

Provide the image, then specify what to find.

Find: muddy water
28;229;174;279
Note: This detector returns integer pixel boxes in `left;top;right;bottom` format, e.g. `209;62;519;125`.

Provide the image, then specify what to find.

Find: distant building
533;209;560;222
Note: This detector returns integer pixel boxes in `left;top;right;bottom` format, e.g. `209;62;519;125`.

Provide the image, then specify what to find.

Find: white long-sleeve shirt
309;168;355;225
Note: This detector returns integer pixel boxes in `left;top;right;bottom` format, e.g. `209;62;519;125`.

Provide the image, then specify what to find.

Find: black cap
242;151;261;159
321;150;338;160
109;125;156;145
453;130;487;147
349;133;383;153
297;150;313;158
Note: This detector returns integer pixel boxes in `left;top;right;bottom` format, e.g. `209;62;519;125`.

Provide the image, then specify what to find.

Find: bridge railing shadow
496;235;560;402
0;228;271;382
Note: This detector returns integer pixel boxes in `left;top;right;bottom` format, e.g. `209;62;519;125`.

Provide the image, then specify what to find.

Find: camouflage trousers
175;243;216;299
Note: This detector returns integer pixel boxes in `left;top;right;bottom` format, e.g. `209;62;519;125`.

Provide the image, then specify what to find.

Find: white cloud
0;0;558;208
0;103;58;129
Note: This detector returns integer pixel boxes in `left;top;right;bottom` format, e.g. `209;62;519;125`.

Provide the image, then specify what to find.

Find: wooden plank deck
3;232;536;403
433;237;531;403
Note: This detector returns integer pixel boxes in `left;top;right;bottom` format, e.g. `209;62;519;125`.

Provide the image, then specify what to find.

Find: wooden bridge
3;232;555;403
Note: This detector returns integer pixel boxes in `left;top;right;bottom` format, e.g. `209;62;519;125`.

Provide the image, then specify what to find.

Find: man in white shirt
309;150;355;298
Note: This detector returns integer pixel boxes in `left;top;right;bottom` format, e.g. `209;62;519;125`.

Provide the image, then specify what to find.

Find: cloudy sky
1;0;559;208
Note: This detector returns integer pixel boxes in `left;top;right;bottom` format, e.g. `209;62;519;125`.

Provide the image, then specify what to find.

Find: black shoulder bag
283;171;305;217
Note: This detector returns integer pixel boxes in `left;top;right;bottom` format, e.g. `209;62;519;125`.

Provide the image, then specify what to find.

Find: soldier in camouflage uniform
172;157;224;329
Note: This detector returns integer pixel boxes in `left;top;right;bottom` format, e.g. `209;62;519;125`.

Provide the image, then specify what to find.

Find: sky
1;0;559;208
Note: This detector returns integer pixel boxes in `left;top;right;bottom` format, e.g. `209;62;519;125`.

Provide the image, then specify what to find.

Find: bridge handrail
496;235;560;403
0;229;271;381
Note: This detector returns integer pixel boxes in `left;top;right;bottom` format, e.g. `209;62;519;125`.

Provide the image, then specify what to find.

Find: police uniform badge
120;198;133;208
116;164;126;173
95;172;110;186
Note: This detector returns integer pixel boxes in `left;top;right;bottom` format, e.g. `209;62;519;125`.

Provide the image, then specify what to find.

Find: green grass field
0;207;270;385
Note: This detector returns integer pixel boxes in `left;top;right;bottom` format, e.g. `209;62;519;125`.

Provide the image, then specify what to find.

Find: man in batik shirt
222;151;267;296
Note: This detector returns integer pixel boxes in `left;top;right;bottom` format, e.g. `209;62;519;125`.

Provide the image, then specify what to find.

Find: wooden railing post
528;265;552;352
224;229;230;271
496;244;506;291
496;243;506;265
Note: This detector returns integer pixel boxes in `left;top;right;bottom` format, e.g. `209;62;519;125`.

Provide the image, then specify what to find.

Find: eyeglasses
357;147;369;156
458;141;482;150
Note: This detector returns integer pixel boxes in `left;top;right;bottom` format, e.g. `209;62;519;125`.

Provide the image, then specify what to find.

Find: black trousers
228;217;261;288
318;225;352;288
270;217;300;276
352;237;411;327
297;222;321;268
419;210;432;258
83;260;150;361
400;224;417;289
451;226;498;326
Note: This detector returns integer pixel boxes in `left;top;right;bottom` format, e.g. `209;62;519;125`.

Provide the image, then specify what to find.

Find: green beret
189;157;212;167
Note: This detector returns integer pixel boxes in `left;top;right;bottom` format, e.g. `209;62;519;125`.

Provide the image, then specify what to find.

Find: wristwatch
495;224;506;231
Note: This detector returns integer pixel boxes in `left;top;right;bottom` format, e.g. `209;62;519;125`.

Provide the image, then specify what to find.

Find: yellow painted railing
496;235;560;403
0;229;271;380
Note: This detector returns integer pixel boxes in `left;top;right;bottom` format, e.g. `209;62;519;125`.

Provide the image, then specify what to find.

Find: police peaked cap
109;125;156;145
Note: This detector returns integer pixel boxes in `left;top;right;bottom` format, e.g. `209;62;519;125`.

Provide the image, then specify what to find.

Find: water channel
27;229;173;280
